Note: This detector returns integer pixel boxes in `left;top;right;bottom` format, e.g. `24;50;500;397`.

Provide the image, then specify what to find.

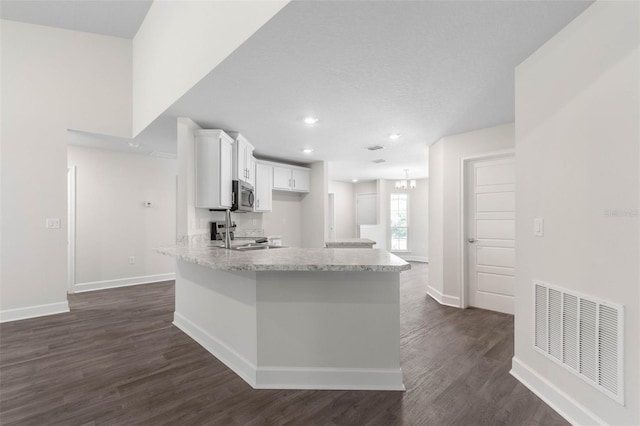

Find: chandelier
395;169;416;191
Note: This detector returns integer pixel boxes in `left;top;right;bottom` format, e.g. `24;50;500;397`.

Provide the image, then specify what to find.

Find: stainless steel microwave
232;180;254;212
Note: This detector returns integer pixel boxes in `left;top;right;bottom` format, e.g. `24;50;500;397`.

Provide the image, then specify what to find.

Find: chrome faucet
224;209;232;249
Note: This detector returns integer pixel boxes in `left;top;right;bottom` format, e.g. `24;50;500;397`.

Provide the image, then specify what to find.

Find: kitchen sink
229;244;283;251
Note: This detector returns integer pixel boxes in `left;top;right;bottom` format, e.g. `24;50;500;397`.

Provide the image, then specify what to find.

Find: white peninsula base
173;259;404;391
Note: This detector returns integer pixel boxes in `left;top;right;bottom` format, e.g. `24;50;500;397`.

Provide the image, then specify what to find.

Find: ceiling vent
534;280;624;404
367;145;384;151
371;159;386;163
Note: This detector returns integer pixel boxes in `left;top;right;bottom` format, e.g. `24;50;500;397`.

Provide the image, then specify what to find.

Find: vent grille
367;145;384;151
371;159;386;163
533;281;624;404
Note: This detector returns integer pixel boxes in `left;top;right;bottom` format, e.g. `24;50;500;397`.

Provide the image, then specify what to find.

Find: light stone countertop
324;238;376;247
154;242;410;272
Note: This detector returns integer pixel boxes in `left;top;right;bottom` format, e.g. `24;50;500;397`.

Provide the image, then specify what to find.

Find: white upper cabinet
195;129;234;209
291;168;310;192
230;133;255;186
272;164;310;193
254;163;273;212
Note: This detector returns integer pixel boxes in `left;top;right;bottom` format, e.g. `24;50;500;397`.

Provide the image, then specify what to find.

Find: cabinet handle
257;200;260;208
293;179;296;188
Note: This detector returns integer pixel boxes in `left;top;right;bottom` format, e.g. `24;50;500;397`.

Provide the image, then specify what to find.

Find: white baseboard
510;357;606;426
173;312;258;386
399;255;428;263
426;285;461;308
174;312;405;391
73;273;175;293
0;301;70;323
255;366;405;391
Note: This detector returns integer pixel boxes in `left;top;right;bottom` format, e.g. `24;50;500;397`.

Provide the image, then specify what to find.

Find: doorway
463;153;515;314
356;192;377;230
328;193;336;240
67;166;76;294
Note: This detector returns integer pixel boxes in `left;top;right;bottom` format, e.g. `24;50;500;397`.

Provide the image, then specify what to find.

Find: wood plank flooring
0;263;567;425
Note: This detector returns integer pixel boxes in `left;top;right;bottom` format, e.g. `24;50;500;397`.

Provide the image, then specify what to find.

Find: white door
466;156;515;314
356;193;377;226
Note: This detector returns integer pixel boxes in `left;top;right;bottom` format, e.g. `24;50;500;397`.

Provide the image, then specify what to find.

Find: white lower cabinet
255;163;273;212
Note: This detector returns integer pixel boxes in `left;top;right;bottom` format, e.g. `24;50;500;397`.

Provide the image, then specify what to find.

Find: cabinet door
220;138;233;207
291;169;310;192
255;164;272;212
234;138;247;183
247;154;256;186
273;166;292;190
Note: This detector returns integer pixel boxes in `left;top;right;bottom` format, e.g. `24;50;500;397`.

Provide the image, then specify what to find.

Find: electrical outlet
534;218;544;237
129;256;136;264
252;219;257;226
46;218;61;229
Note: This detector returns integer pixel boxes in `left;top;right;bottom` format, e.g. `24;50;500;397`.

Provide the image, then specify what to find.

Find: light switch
46;218;61;229
534;218;544;237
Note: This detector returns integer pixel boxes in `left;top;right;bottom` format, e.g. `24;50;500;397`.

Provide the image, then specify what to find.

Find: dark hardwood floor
0;263;567;425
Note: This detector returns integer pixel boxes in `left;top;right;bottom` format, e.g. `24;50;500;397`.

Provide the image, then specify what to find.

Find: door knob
468;238;476;243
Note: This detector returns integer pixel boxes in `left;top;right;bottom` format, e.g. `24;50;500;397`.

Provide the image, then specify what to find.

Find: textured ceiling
155;0;592;182
0;0;152;39
60;0;592;182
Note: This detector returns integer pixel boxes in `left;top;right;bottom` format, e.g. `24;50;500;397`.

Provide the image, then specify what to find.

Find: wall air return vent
533;281;624;404
371;159;386;163
367;145;384;151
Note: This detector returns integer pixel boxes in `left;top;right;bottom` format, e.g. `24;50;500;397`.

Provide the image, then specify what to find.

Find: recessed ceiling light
352;179;358;183
389;133;401;140
128;141;140;148
302;148;314;154
304;117;319;125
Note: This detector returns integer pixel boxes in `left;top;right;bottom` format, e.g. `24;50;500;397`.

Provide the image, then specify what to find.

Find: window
390;193;408;251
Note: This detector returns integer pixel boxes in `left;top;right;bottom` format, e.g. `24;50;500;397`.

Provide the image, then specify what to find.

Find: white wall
383;179;429;262
262;192;303;247
300;162;328;248
67;146;176;291
512;2;639;425
428;141;444;295
328;180;356;239
354;181;377;196
0;21;132;320
428;123;515;305
132;1;289;136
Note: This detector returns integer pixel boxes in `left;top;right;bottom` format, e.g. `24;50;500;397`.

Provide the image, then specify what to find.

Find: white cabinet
272;165;310;192
230;133;255;186
254;163;273;212
195;129;233;209
291;168;310;192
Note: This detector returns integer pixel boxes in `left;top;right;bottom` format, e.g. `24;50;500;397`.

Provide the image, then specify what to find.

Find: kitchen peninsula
155;242;410;391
